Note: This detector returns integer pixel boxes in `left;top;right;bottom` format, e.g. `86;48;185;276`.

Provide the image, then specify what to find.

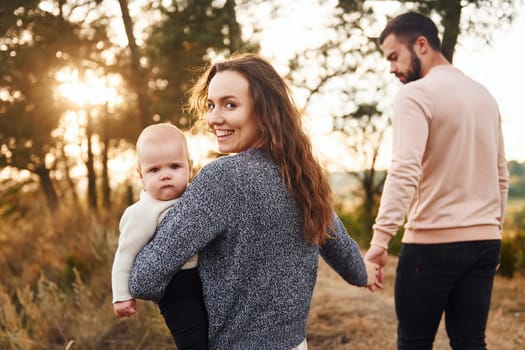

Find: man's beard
404;50;422;84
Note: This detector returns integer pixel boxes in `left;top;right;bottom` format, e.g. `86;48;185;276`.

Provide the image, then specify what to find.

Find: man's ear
413;35;429;54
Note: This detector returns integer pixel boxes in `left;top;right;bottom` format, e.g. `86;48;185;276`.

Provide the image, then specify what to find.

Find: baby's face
138;137;191;201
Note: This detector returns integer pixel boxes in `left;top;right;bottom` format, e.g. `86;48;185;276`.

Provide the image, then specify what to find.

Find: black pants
158;268;208;350
395;240;501;350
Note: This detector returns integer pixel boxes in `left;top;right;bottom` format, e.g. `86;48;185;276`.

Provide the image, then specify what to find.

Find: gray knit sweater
130;148;367;350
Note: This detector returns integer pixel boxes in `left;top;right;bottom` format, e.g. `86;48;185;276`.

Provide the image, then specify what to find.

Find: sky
251;1;525;170
454;9;525;164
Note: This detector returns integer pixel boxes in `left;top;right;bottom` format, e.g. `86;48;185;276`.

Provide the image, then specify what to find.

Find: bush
337;209;402;255
499;232;525;278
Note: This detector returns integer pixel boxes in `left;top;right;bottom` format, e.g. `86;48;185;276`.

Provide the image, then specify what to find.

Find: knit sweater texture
130;148;367;349
372;65;509;249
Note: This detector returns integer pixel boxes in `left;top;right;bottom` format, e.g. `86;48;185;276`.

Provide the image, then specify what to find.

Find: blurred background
1;1;524;349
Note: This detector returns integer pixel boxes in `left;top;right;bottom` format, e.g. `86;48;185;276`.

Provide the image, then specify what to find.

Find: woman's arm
319;213;367;286
129;165;230;302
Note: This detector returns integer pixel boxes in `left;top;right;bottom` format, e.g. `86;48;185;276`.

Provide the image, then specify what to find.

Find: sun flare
56;67;123;107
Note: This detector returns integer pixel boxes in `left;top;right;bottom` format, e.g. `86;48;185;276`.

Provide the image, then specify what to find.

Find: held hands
113;298;137;317
364;245;388;292
364;259;379;287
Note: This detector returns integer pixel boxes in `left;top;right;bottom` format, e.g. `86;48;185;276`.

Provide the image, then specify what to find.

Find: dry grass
307;256;525;350
1;201;524;349
0;205;176;350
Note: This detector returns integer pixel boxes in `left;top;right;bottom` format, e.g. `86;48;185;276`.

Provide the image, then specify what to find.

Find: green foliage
338;209;367;247
499;203;525;277
508;160;525;177
508;161;525;198
386;228;404;256
499;232;525;278
337;207;402;255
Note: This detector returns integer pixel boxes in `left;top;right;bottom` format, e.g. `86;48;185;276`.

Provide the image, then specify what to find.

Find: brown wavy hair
188;53;334;246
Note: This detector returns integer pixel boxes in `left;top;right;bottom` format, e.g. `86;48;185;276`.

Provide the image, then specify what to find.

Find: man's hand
364;245;388;292
364;259;379;286
113;299;137;317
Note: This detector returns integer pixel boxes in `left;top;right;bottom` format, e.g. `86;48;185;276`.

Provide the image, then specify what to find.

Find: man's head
379;12;444;83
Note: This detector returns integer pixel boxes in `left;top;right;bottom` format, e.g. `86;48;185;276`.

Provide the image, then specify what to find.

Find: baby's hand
364;259;379;287
113;299;137;317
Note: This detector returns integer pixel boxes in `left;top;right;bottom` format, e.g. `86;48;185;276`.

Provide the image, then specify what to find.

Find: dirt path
306;256;524;350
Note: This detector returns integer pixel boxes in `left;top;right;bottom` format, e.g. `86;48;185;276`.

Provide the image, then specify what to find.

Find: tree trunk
101;103;111;209
34;165;59;211
360;168;380;234
59;142;80;207
86;109;98;209
440;0;462;63
118;0;151;128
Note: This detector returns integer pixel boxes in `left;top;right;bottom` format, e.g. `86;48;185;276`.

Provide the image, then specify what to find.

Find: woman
130;53;368;350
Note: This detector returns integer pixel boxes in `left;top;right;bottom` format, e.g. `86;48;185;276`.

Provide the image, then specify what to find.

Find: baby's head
136;123;193;201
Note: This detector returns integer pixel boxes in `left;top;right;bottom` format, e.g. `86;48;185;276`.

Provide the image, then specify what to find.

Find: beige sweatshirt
371;65;509;249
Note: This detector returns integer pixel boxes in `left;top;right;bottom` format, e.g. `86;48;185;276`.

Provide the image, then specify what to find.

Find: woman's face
206;70;262;154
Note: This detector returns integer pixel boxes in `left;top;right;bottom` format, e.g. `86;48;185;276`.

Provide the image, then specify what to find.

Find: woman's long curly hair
188;53;334;246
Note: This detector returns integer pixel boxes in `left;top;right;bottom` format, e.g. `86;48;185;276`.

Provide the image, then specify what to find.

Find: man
365;12;509;350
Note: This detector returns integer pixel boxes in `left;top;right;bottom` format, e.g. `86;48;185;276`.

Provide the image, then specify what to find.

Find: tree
332;104;388;234
391;0;521;62
286;1;387;234
0;0;259;215
117;0;151;129
287;0;521;234
0;0;109;211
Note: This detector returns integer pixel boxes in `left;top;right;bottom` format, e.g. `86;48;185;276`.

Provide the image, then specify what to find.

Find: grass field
1;200;524;349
